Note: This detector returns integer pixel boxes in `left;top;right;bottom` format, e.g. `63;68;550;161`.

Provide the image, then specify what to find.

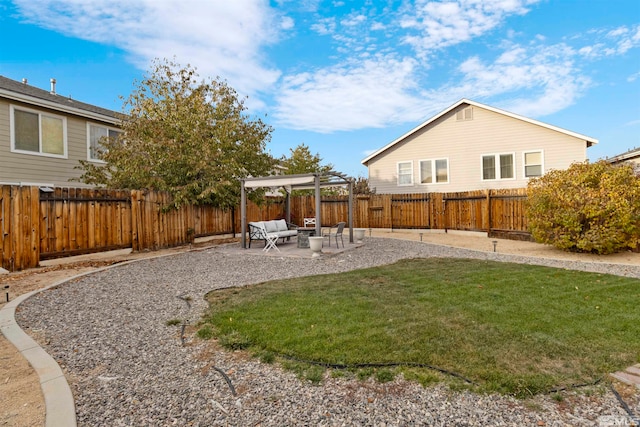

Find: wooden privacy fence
1;185;529;272
1;186;286;271
1;186;39;272
288;188;530;237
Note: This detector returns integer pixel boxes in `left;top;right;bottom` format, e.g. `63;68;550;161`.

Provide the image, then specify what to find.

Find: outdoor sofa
248;219;298;248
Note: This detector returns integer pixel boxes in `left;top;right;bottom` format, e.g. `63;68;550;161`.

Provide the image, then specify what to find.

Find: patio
240;171;356;249
224;230;366;258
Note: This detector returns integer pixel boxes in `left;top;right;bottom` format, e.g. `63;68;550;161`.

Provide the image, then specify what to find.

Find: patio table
296;227;316;248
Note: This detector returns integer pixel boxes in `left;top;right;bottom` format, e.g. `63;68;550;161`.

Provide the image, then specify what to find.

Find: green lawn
200;258;640;397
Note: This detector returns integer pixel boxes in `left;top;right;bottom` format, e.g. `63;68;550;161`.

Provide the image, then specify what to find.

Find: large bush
527;161;640;254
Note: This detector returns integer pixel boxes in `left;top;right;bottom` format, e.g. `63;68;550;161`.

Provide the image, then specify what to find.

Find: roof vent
22;78;28;85
50;78;57;95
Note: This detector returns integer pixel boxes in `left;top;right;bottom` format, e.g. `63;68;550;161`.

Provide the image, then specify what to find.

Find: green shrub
527;161;640;254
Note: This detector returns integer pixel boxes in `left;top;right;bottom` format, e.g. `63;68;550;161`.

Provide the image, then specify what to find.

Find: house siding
0;98;108;187
367;104;588;194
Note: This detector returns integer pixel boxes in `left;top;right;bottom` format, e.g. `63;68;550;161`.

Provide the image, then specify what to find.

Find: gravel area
15;238;640;426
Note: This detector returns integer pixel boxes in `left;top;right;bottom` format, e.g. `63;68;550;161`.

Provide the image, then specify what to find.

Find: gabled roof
606;147;640;163
362;98;599;165
0;75;119;125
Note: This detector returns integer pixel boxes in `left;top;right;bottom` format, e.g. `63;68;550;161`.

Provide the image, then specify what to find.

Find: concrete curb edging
0;258;148;427
1;288;77;427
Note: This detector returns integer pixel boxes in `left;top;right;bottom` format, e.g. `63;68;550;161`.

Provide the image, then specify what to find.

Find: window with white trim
523;150;543;178
482;153;515;180
88;123;121;161
11;105;66;157
397;161;413;186
419;158;449;184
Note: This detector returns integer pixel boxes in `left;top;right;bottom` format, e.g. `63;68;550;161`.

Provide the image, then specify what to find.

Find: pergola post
240;180;247;249
314;174;321;236
285;188;291;224
348;178;354;243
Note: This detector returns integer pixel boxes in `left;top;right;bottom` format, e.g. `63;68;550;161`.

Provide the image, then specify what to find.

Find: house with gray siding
0;75;120;188
362;99;598;194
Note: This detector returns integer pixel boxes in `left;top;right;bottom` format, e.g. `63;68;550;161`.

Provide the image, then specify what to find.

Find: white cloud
273;36;600;134
311;17;336;35
13;0;282;102
341;14;367;27
628;71;640;82
273;56;424;132
401;0;541;55
281;16;295;30
578;24;640;59
454;43;592;117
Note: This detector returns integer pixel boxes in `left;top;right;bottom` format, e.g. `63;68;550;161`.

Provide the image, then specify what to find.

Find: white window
523;150;543;178
419;158;449;184
88;123;120;161
482;153;515;180
10;105;67;158
456;106;473;121
397;161;413;186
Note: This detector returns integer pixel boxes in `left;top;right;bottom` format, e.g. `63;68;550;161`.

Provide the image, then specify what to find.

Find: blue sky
1;0;639;178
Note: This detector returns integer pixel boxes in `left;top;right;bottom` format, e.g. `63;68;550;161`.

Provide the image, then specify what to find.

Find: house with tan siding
362;99;598;194
0;75;120;188
607;147;640;174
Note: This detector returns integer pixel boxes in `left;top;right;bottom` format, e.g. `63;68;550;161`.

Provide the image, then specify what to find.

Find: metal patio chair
322;222;346;248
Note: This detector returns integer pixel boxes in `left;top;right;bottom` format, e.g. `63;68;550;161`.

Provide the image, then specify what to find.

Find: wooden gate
39;188;133;260
391;194;431;230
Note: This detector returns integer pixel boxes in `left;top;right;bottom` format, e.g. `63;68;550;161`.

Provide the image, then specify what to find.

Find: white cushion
276;219;289;231
265;220;279;233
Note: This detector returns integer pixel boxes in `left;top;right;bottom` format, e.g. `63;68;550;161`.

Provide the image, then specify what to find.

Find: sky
1;0;639;178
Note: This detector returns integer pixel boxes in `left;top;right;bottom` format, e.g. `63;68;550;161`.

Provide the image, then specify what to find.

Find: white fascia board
465;99;599;146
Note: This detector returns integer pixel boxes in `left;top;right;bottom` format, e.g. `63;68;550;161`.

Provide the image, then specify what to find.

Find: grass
200;258;640;397
165;318;182;326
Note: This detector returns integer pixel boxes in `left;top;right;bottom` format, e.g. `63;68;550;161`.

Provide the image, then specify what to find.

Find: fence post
486;189;491;233
130;190;140;251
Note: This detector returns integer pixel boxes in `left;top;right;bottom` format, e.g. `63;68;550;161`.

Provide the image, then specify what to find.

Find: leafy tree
526;160;640;254
279;144;335;195
280;144;333;175
353;175;376;195
77;58;274;208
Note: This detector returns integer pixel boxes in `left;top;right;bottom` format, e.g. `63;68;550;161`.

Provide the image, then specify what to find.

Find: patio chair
249;222;280;252
303;217;316;227
322;222;346;248
263;232;280;252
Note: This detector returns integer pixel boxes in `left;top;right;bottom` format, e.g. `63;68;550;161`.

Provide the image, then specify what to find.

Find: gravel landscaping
15;238;640;426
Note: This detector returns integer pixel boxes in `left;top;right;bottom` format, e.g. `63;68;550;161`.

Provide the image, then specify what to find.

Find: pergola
240;171;354;249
